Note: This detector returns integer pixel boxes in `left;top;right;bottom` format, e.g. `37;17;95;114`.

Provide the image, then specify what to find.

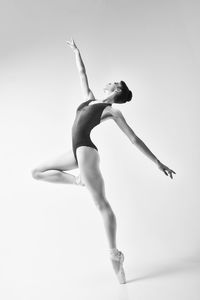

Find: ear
115;87;122;93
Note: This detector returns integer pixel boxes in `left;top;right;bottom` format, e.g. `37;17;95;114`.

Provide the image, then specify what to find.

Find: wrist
155;158;161;166
73;48;79;53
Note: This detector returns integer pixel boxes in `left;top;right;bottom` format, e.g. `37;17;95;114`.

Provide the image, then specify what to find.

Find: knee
31;168;41;180
94;196;111;211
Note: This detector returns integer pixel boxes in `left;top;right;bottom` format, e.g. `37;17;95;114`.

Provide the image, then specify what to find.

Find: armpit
100;106;113;123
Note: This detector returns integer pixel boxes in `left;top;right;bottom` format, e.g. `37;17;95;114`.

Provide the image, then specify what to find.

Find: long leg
76;146;117;248
76;146;126;283
31;149;83;185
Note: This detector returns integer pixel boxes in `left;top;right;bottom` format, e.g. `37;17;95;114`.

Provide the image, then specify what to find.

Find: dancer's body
32;39;176;284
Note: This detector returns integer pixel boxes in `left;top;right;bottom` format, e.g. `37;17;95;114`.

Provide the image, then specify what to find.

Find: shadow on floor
126;255;200;284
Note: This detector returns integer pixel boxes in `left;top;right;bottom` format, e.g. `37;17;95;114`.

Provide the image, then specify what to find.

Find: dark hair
114;81;132;104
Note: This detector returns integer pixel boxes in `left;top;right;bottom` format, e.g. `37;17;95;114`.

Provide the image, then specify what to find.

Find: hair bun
126;90;132;102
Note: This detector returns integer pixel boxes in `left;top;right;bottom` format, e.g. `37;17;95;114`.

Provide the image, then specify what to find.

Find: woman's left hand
157;161;176;179
66;38;78;52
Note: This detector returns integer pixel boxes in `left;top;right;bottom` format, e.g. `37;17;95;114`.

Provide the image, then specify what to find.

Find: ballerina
32;38;176;284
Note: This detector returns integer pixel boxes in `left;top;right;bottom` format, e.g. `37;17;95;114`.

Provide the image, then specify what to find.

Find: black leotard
71;99;112;164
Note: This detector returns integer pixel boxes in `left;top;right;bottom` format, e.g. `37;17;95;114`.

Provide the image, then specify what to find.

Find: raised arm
111;107;176;179
66;38;95;101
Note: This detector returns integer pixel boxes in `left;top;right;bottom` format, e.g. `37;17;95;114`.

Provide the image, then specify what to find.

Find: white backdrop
0;0;199;299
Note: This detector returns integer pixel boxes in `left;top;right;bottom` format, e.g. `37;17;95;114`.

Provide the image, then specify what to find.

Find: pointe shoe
75;174;85;187
110;249;126;284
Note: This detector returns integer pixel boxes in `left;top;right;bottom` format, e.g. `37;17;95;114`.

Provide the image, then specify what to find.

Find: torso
87;100;113;123
71;98;114;163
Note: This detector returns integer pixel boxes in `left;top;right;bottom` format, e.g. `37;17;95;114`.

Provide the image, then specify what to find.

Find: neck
99;93;115;104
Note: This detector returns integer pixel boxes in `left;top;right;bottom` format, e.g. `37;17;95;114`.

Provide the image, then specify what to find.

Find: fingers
66;38;74;45
159;163;176;179
70;37;75;45
66;38;78;52
163;168;176;179
163;169;168;176
169;169;176;179
66;39;77;51
170;171;175;179
167;169;176;179
66;41;72;46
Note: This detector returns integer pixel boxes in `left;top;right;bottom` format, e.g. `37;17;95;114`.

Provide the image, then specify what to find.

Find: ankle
110;248;124;260
110;248;120;258
74;174;85;186
110;248;118;255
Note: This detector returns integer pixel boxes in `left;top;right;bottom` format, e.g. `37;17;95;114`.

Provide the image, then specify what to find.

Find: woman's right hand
66;38;78;52
157;161;176;179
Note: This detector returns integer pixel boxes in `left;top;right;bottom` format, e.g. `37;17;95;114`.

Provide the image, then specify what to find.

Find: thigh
35;149;78;172
76;146;106;199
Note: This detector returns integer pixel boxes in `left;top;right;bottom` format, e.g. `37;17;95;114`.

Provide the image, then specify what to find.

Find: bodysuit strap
89;99;112;106
86;99;95;105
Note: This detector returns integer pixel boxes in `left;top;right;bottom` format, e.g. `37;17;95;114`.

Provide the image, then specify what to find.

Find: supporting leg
98;201;117;249
98;201;126;284
76;146;126;283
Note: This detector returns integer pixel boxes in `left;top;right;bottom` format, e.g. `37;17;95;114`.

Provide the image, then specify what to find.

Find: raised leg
31;149;84;186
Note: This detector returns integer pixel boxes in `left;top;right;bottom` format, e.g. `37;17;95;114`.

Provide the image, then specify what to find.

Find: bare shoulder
87;90;95;100
107;106;124;119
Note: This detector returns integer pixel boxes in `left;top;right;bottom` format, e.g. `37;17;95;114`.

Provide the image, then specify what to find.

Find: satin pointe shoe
110;248;126;284
74;174;85;187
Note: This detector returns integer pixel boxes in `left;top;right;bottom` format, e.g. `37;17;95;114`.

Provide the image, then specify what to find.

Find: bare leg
95;199;117;249
76;146;126;283
32;169;77;184
76;147;117;248
32;150;85;186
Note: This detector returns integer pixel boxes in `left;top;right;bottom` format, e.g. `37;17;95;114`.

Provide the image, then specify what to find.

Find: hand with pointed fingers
158;161;176;179
66;38;78;52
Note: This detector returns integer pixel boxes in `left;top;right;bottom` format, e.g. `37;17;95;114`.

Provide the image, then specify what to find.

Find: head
104;81;132;104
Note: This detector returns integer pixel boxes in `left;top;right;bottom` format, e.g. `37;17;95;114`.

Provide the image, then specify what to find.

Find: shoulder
87;90;95;100
106;106;125;120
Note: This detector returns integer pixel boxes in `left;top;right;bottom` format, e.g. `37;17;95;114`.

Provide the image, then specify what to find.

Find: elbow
80;68;86;74
130;135;139;145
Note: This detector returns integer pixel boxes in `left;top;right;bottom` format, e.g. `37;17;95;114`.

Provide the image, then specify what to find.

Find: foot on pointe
110;248;126;284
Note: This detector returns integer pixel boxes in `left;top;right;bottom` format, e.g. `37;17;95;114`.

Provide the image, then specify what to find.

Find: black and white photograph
0;0;199;299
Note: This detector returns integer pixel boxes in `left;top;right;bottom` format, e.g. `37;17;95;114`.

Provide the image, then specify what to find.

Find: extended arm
112;108;176;179
66;38;95;100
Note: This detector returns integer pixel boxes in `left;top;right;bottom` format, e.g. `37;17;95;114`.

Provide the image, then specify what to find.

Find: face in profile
103;82;121;94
